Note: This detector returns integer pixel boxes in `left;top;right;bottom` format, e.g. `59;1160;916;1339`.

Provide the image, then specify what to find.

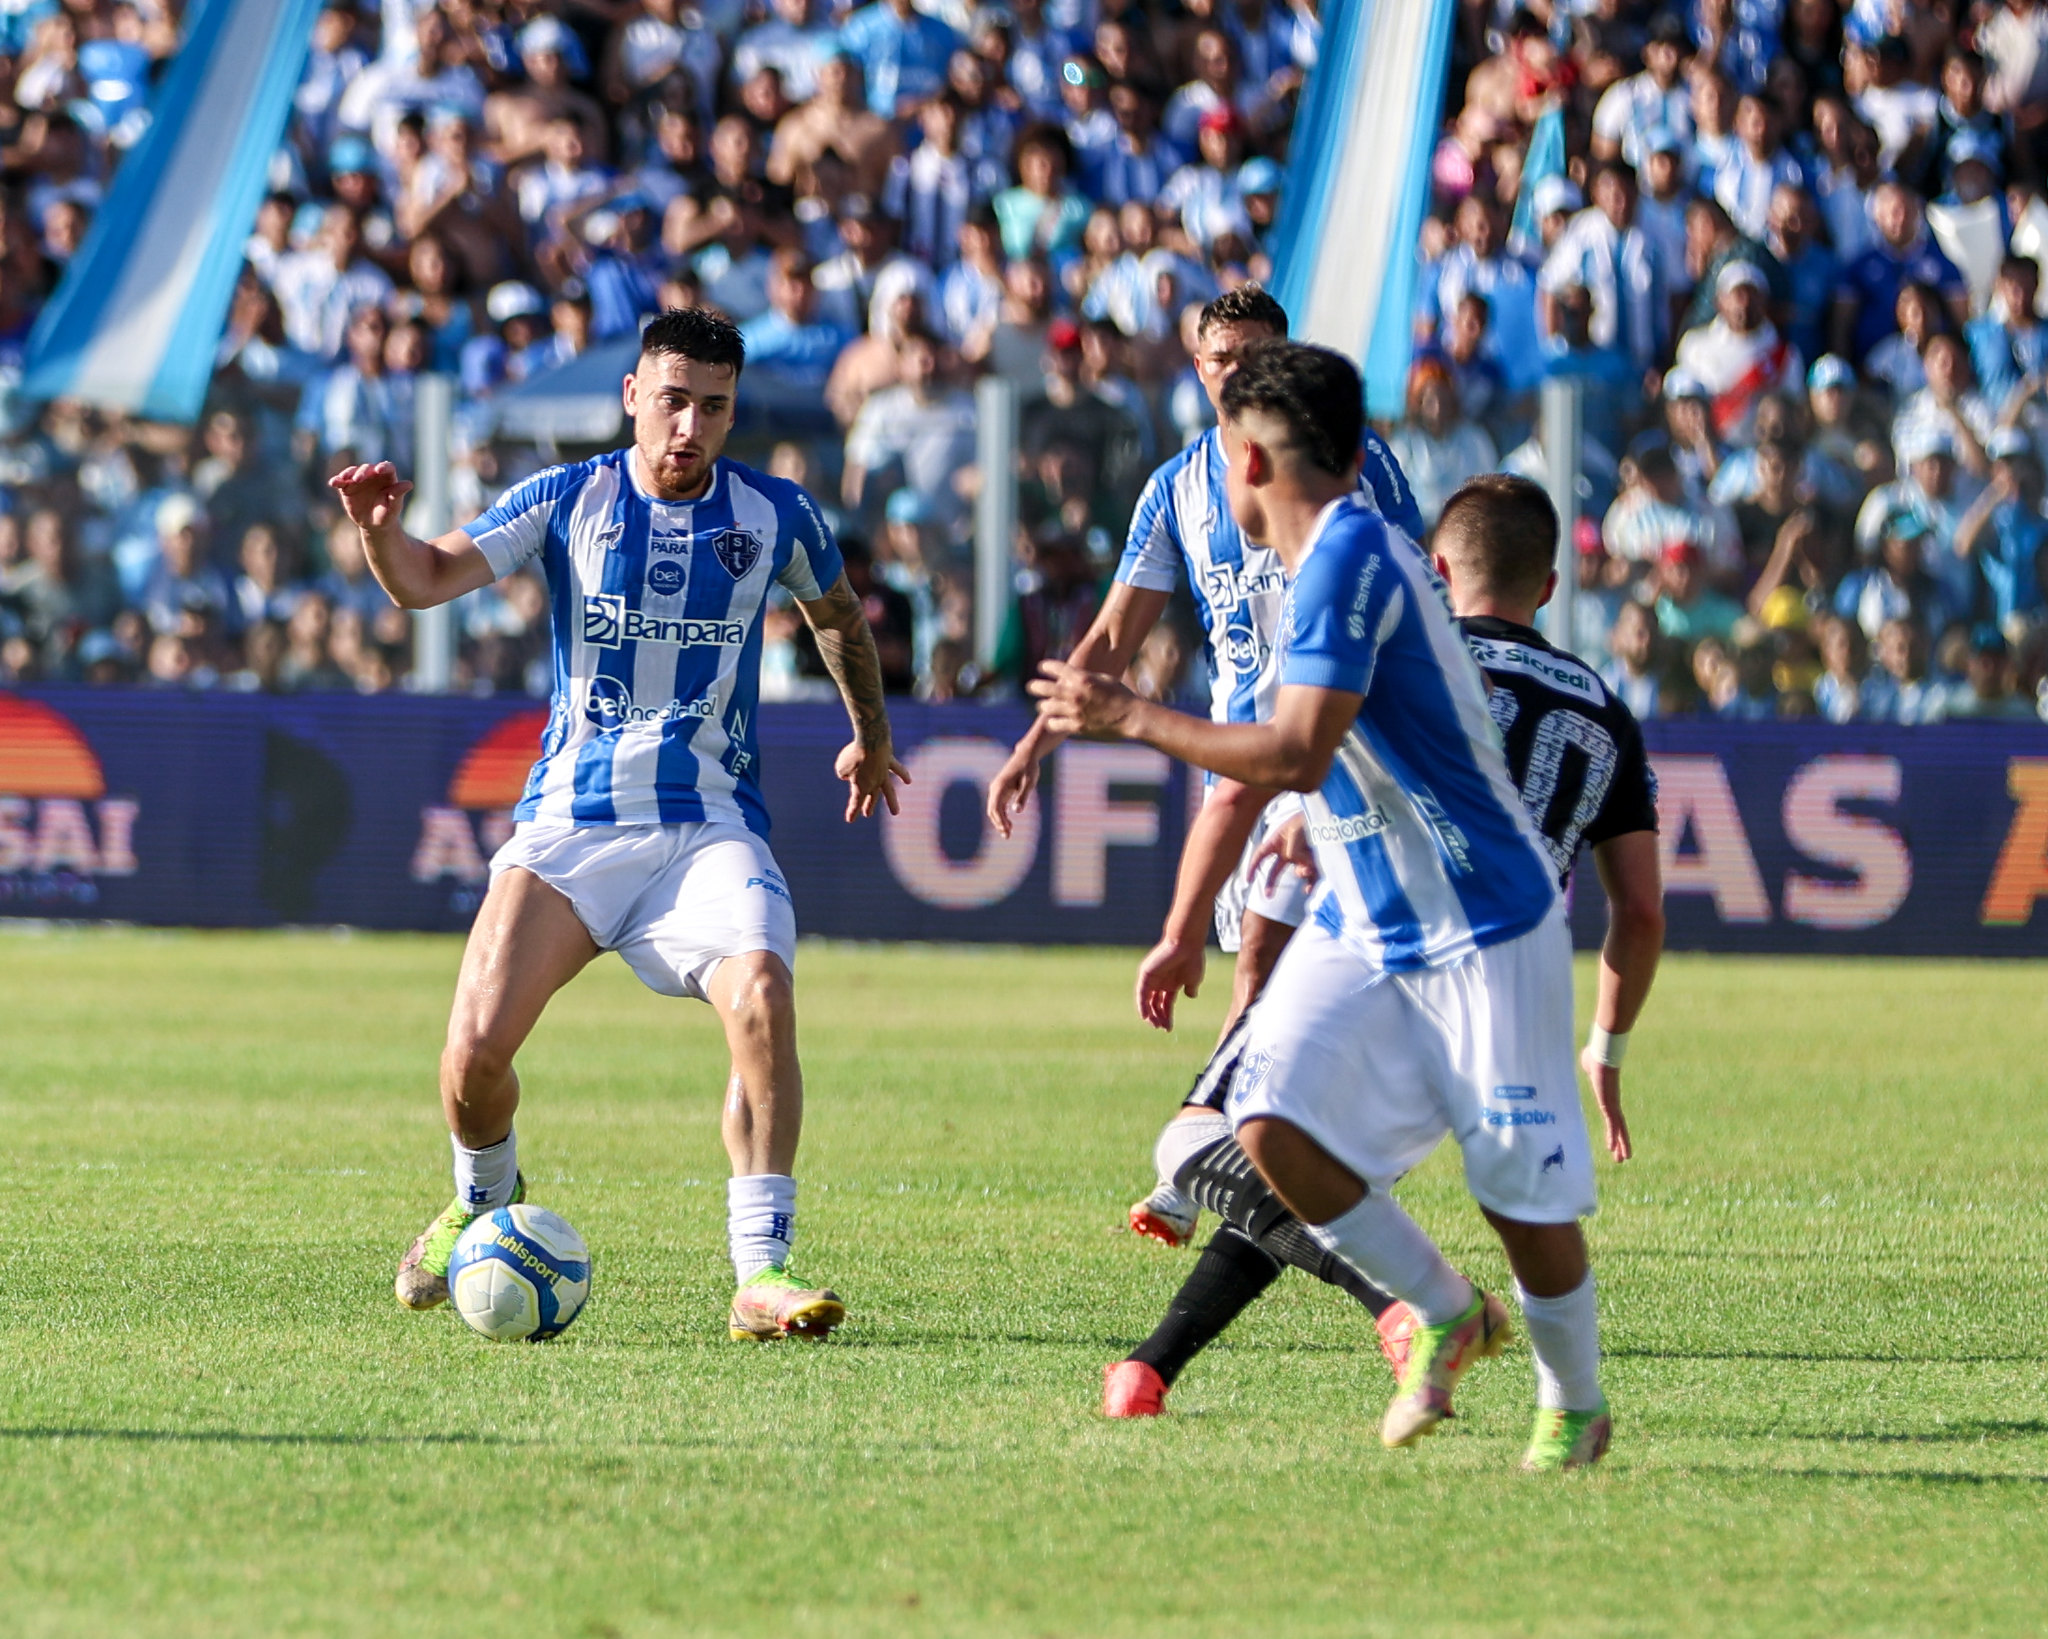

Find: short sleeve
1279;515;1402;697
1113;467;1184;592
1583;703;1659;846
467;466;571;580
774;482;845;600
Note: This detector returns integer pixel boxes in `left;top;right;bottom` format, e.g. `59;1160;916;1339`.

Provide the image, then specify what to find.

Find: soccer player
986;283;1424;1251
329;307;907;1343
1034;341;1620;1470
1105;474;1662;1429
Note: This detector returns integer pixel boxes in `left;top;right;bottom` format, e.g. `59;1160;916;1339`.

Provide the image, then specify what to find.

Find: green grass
2;930;2045;1637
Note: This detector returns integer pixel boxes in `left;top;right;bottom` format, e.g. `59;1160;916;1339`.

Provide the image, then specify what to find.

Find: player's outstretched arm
797;572;911;822
328;461;495;610
1581;828;1665;1163
1137;779;1274;1031
987;583;1172;838
1031;663;1358;792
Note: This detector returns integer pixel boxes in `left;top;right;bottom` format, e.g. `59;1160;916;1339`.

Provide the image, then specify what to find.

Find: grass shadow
0;1426;530;1448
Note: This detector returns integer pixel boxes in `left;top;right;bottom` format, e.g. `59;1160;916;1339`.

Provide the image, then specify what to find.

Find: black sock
1176;1137;1395;1317
1128;1226;1282;1386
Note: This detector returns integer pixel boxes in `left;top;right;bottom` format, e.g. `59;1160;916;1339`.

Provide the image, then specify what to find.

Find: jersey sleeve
1582;696;1659;846
1279;516;1402;696
773;480;846;600
1113;466;1184;592
1358;427;1427;542
466;467;570;579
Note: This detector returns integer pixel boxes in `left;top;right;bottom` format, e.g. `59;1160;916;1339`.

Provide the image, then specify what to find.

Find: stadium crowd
1;0;2048;723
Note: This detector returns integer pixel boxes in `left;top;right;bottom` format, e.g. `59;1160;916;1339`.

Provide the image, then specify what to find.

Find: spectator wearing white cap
459;282;551;398
1529;174;1583;258
1672;259;1803;443
1856;423;1975;612
1540;163;1663;370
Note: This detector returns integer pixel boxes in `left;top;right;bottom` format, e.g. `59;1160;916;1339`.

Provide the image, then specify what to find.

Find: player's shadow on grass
0;1426;528;1448
1607;1345;2041;1365
1689;1463;2048;1486
1779;1419;2048;1444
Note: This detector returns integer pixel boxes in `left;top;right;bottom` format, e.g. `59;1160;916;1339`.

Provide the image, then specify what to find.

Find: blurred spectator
992;531;1100;683
1651;540;1746;643
1388;359;1495;530
1673;261;1803;443
1861;613;1948;722
742;249;853;390
1953;432;2048;630
842;325;977;529
1945;623;2038;717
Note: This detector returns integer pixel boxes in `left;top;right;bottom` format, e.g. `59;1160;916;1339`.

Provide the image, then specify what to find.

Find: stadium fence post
407;371;457;692
973;374;1019;673
1539;376;1582;652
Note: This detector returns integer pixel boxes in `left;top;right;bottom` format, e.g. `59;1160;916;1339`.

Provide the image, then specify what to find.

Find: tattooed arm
796;572;912;821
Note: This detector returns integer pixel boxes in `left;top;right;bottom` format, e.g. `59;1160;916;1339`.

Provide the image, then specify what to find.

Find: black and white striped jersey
1457;615;1659;887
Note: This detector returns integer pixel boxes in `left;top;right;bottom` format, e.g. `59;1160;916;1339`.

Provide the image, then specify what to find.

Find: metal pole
406;372;456;692
1539;377;1582;653
973;374;1018;673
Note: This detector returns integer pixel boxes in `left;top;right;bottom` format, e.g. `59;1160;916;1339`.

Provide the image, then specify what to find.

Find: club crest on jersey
710;528;763;580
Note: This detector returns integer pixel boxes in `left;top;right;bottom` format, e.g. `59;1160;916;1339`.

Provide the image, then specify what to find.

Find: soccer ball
447;1204;591;1342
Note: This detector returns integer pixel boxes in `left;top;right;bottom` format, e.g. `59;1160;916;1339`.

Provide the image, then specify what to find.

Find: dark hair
1218;339;1362;477
1198;282;1287;339
640;307;745;375
1433;474;1559;603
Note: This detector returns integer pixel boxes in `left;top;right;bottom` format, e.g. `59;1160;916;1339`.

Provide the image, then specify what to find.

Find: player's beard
642;441;715;499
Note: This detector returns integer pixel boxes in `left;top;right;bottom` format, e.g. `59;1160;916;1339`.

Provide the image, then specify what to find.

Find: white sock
451;1128;518;1212
1517;1275;1603;1411
1153;1109;1228;1204
728;1173;797;1282
1308;1190;1474;1325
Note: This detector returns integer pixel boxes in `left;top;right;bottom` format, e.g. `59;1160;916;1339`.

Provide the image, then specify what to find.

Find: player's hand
1248;813;1316;895
985;746;1039;840
1135;935;1204;1032
327;460;414;531
1028;660;1137;738
836;739;910;822
1580;1050;1632;1163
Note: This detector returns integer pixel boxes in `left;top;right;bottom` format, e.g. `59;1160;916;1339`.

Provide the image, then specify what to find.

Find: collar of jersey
1460;614;1547;646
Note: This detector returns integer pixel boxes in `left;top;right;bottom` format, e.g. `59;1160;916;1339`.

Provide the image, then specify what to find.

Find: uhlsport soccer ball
447;1204;591;1342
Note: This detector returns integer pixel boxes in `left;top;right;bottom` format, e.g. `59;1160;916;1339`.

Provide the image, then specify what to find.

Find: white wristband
1586;1026;1629;1068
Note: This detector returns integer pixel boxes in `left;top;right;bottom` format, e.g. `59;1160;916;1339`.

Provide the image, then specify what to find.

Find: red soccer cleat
1127;1189;1198;1248
1376;1301;1417;1379
1102;1359;1168;1418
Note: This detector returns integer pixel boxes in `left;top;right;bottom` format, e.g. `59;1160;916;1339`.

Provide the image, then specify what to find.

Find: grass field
4;929;2047;1638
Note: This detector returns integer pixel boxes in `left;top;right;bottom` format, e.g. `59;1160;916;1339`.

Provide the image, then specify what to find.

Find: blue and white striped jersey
1114;425;1423;728
1281;495;1558;972
467;449;844;833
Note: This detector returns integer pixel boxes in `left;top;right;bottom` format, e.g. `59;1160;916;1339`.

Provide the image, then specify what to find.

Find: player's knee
719;954;794;1045
442;1028;514;1101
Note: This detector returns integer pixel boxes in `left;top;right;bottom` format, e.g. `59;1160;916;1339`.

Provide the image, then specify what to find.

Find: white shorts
490;821;797;1001
1213;796;1311;953
1228;909;1594;1222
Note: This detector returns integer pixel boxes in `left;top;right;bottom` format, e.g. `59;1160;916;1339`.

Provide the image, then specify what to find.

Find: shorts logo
647;559;685;595
1541;1146;1566;1172
1231;1048;1275;1102
746;874;792;902
581;595;743;650
710;528;763;580
1492;1085;1537;1101
1484;1109;1556;1128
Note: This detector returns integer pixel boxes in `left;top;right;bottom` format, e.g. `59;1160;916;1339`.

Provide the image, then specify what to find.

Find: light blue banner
1270;0;1459;419
22;0;324;423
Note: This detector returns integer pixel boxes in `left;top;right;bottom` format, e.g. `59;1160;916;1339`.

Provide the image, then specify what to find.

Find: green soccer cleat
1522;1402;1612;1472
1380;1288;1513;1448
394;1174;525;1311
728;1265;846;1341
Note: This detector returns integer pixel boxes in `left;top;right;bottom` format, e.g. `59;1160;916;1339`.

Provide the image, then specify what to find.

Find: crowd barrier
6;688;2048;955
